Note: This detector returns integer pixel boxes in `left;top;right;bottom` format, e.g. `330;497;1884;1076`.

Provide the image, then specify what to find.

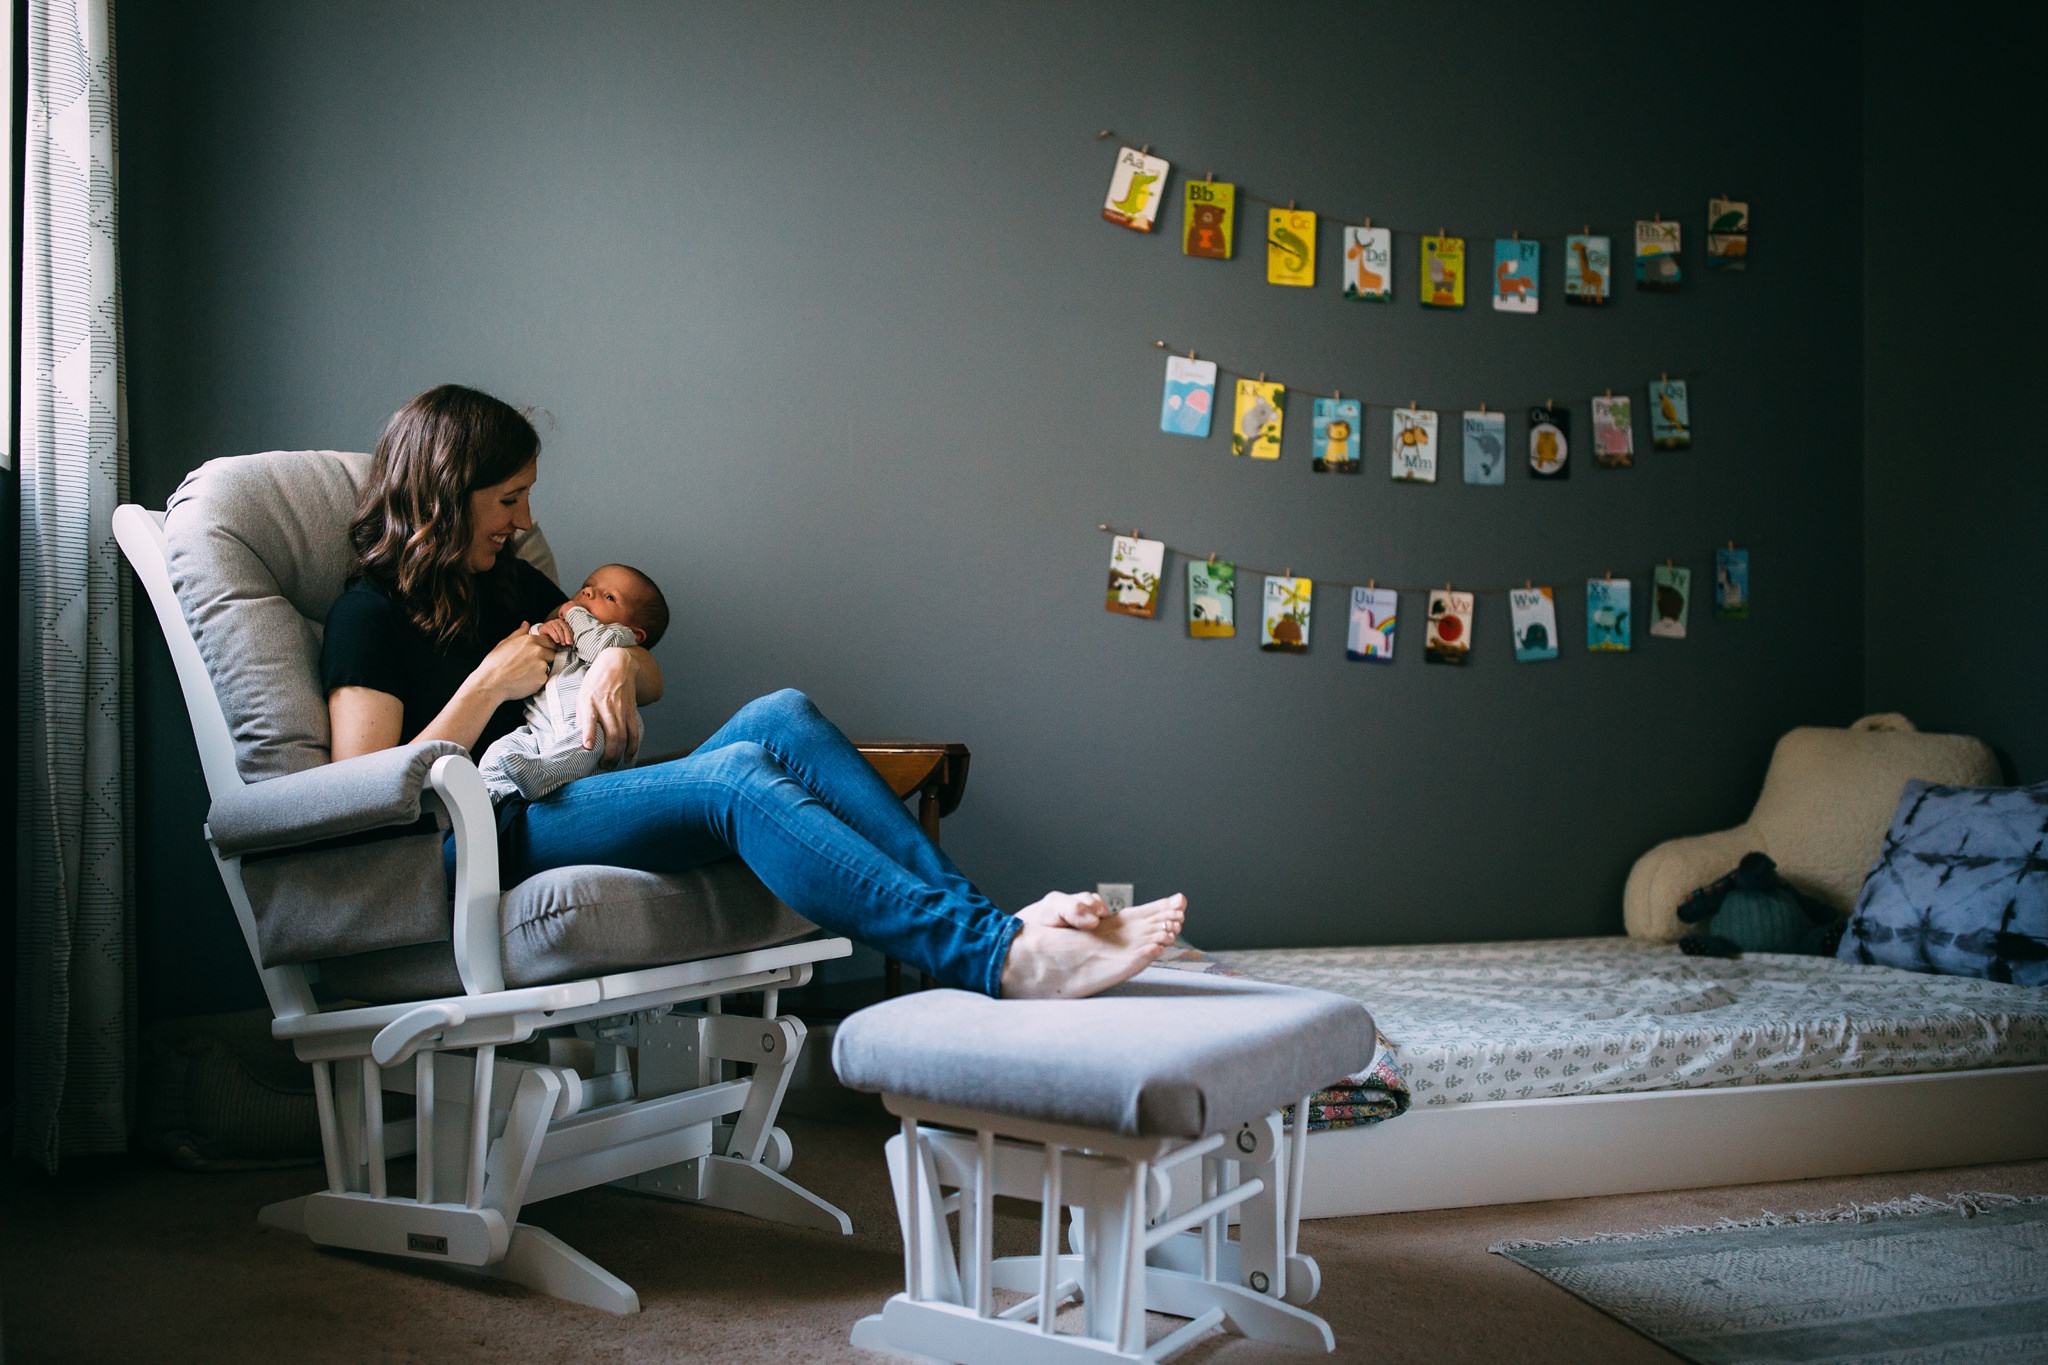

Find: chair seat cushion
830;969;1374;1140
313;859;817;1003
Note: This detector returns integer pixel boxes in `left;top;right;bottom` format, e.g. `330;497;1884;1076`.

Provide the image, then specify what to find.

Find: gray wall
119;0;1866;1018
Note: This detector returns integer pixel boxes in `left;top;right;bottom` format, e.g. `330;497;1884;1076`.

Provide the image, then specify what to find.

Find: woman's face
466;458;538;572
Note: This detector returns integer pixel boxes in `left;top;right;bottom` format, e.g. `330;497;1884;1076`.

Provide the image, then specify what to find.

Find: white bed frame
1302;1063;2048;1218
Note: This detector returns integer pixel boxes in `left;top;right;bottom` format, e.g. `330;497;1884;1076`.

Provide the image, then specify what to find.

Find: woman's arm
578;644;661;768
327;622;558;762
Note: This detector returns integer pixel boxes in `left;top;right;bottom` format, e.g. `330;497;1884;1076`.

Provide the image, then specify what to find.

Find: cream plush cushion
1624;714;2000;942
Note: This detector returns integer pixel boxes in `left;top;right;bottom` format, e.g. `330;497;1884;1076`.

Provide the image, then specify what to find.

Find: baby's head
570;563;670;646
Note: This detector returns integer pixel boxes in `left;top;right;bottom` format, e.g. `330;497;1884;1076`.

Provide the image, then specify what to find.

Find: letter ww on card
1510;587;1558;662
1103;146;1169;232
1160;355;1217;438
1187;559;1236;638
1105;535;1166;618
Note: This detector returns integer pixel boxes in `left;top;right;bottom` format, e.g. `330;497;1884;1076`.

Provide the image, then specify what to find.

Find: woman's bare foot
999;894;1188;999
1015;890;1109;930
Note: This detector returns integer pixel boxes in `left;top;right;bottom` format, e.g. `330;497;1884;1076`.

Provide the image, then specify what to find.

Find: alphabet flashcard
1528;405;1570;479
1586;577;1632;651
1102;146;1169;232
1261;575;1313;652
1105;535;1166;618
1391;406;1439;483
1591;395;1635;468
1651;564;1691;638
1232;379;1286;459
1425;589;1473;663
1342;225;1392;301
1715;547;1749;619
1347;586;1397;662
1649;379;1691;449
1492;238;1540;314
1159;355;1218;438
1509;587;1559;662
1183;180;1236;259
1635;219;1682;291
1565;233;1611;306
1267;208;1317;287
1421;234;1465;308
1186;559;1236;638
1462;409;1507;485
1313;397;1363;473
1707;197;1748;270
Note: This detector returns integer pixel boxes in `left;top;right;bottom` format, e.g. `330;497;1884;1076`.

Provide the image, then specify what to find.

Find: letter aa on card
1232;380;1286;459
1267;209;1316;287
1707;197;1748;271
1715;548;1749;619
1342;225;1392;301
1649;379;1691;449
1493;239;1540;314
1105;535;1166;618
1528;405;1570;479
1592;395;1634;468
1347;586;1397;663
1635;219;1682;291
1186;559;1236;639
1160;355;1218;438
1587;578;1632;651
1103;147;1169;232
1312;397;1362;472
1652;565;1691;638
1510;587;1558;662
1183;180;1236;258
1392;407;1439;483
1565;234;1611;306
1462;409;1506;485
1425;589;1473;663
1261;575;1312;652
1421;235;1465;308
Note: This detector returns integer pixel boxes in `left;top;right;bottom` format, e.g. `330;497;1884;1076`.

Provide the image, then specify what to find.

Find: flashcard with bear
1565;233;1611;306
1232;379;1286;459
1509;586;1559;662
1102;146;1169;232
1592;395;1635;468
1186;558;1236;638
1183;180;1235;259
1392;406;1439;483
1313;397;1363;472
1105;535;1166;618
1160;355;1218;438
1267;208;1317;287
1421;234;1465;308
1261;575;1313;652
1528;405;1570;479
1493;238;1540;313
1342;225;1393;301
1425;589;1473;663
1347;586;1397;662
1586;577;1632;651
1651;564;1691;638
1462;408;1507;485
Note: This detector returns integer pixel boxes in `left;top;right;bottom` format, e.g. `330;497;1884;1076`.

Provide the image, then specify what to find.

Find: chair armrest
206;740;470;856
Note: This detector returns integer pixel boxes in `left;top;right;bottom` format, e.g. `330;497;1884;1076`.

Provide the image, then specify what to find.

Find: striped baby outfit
477;605;641;803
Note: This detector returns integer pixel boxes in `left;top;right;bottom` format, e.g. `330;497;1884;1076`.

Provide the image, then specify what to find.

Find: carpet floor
5;1092;2046;1364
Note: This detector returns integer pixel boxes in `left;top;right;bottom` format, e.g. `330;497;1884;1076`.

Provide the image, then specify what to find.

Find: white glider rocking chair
116;449;855;1314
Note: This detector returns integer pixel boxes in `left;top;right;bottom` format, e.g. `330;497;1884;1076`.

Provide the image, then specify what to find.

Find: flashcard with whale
1425;589;1473;663
1261;575;1313;652
1509;586;1558;662
1313;397;1363;472
1528;405;1570;479
1160;355;1217;438
1391;407;1439;483
1347;586;1397;662
1232;379;1286;459
1267;208;1317;287
1586;577;1632;651
1462;409;1507;485
1564;234;1611;306
1105;535;1166;618
1493;238;1540;314
1592;395;1634;468
1651;564;1691;638
1103;146;1169;232
1342;225;1392;301
1421;234;1465;308
1649;379;1691;449
1183;179;1236;258
1186;559;1236;638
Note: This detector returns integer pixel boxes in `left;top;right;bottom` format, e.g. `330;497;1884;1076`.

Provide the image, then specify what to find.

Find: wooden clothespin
1546;397;1555;412
1140;144;1151;155
1605;387;1613;399
1479;402;1488;414
1207;551;1217;565
1604;570;1614;582
1367;578;1376;591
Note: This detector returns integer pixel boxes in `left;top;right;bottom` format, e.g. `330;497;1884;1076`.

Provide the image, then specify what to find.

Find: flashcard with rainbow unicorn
1346;586;1397;662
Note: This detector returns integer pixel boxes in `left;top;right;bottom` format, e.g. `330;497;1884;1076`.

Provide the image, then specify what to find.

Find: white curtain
15;0;132;1169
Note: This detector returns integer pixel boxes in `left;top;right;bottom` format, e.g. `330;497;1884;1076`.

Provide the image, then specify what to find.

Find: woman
322;385;1184;998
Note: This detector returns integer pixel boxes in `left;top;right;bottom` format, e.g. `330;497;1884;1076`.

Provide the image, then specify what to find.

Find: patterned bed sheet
1179;937;2048;1123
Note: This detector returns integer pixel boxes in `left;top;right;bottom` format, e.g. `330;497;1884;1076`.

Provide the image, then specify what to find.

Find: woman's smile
467;458;538;571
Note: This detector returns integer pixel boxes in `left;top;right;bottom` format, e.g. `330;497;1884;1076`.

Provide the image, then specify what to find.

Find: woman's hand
580;646;645;768
473;622;557;703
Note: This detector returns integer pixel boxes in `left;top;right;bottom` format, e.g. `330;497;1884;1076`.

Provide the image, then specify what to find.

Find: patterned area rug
1494;1193;2048;1364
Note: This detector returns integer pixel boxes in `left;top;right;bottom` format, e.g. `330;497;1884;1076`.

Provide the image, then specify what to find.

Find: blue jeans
489;688;1021;995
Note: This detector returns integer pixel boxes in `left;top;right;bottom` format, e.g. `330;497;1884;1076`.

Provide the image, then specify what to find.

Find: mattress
1211;937;2048;1109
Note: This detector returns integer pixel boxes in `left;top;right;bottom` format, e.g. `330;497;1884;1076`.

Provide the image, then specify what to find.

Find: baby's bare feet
1015;890;1108;930
999;893;1188;999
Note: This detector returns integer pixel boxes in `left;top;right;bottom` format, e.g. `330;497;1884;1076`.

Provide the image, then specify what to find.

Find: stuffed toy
1676;851;1844;959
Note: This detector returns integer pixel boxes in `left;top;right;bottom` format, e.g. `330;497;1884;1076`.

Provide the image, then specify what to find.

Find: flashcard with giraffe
1182;179;1236;258
1159;355;1218;438
1649;379;1691;448
1462;409;1507;485
1342;225;1393;301
1105;535;1166;618
1509;586;1558;662
1267;208;1317;287
1591;395;1635;467
1261;575;1313;652
1492;239;1540;314
1635;219;1682;291
1102;146;1169;232
1186;559;1236;638
1313;397;1363;472
1528;405;1570;479
1564;234;1611;306
1391;407;1439;483
1232;380;1286;459
1425;589;1474;663
1421;235;1465;308
1587;578;1632;651
1651;564;1691;638
1347;586;1397;662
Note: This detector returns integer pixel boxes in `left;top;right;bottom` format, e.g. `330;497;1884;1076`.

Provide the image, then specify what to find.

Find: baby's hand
534;618;576;648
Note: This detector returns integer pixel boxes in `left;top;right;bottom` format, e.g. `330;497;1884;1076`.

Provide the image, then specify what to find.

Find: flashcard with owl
1586;578;1632;651
1421;235;1465;308
1261;575;1313;653
1591;395;1635;468
1528;405;1570;479
1649;379;1691;449
1715;547;1749;619
1312;397;1363;473
1267;208;1317;287
1564;233;1611;306
1635;219;1682;291
1232;380;1286;459
1159;355;1218;439
1346;586;1397;663
1707;197;1748;271
1492;238;1540;314
1425;589;1473;664
1391;407;1439;483
1187;558;1237;639
1651;564;1691;638
1105;535;1166;618
1183;180;1236;259
1509;587;1558;662
1102;146;1169;232
1342;225;1393;301
1462;409;1506;485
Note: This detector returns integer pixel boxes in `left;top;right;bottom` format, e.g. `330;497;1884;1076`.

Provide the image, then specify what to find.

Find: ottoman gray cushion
832;969;1373;1140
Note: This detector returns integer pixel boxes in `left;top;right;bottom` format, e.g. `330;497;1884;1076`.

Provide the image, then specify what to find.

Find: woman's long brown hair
348;385;540;647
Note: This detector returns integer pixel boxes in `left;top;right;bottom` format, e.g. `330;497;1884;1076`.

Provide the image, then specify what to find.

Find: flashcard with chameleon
1509;587;1559;662
1715;547;1750;619
1102;146;1169;232
1635;219;1682;291
1159;356;1218;439
1261;575;1313;653
1391;407;1439;483
1267;209;1317;287
1421;235;1465;308
1565;234;1611;306
1651;564;1691;638
1492;239;1540;314
1183;180;1236;259
1347;586;1397;663
1462;409;1506;485
1586;578;1632;651
1186;559;1237;638
1648;379;1690;449
1592;395;1635;467
1707;197;1748;271
1105;535;1166;618
1425;589;1473;664
1231;380;1286;459
1528;405;1570;479
1342;225;1393;301
1313;397;1363;472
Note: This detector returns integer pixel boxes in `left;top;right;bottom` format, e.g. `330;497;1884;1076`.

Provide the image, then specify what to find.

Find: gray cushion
207;740;466;856
831;970;1374;1140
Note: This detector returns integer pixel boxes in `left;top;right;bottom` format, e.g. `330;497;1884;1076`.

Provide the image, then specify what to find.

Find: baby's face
567;565;650;641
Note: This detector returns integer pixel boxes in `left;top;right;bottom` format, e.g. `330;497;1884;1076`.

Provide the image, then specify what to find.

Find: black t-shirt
320;560;567;754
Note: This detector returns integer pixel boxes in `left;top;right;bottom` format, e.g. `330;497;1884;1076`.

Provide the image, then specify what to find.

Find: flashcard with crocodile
1232;379;1286;459
1715;547;1749;619
1649;379;1691;449
1105;535;1166;618
1103;146;1169;232
1509;586;1558;662
1160;355;1218;438
1342;225;1393;301
1391;407;1439;482
1586;578;1632;651
1347;586;1397;662
1462;409;1507;485
1635;219;1682;291
1564;234;1611;306
1707;197;1748;271
1183;180;1236;259
1651;564;1691;638
1492;239;1540;314
1528;405;1570;479
1591;395;1635;468
1267;209;1317;287
1186;558;1237;638
1313;397;1363;472
1421;235;1465;308
1425;589;1473;663
1261;575;1313;653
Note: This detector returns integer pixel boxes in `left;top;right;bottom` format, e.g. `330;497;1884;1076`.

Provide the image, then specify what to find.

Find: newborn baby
477;563;670;803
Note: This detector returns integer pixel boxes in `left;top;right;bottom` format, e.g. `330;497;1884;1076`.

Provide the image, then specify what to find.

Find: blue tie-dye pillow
1838;779;2048;984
